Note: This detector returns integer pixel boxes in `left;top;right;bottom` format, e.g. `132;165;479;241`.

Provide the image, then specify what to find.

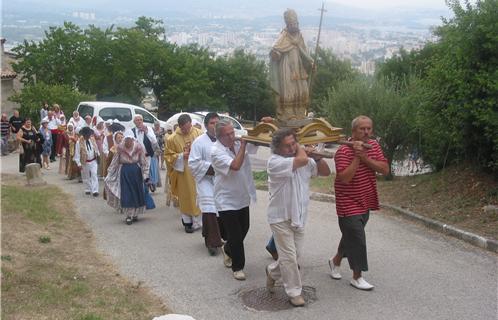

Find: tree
417;0;498;173
310;48;357;115
9;82;94;123
321;76;418;178
375;45;436;91
12;22;86;87
158;44;218;113
134;16;165;39
210;49;274;120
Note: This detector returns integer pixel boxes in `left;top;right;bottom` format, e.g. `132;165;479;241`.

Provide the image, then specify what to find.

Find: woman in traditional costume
105;131;153;225
103;131;124;201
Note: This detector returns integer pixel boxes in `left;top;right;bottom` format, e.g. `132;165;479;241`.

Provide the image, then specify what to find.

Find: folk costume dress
104;138;151;218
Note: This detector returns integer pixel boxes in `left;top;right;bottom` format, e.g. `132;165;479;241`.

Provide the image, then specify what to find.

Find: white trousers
268;220;305;298
82;160;99;194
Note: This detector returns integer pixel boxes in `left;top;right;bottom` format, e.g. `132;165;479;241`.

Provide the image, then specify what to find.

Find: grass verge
1;174;168;320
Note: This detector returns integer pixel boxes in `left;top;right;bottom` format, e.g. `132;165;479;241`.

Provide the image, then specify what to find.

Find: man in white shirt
74;126;100;196
211;119;257;281
265;128;330;307
68;111;84;133
188;112;225;256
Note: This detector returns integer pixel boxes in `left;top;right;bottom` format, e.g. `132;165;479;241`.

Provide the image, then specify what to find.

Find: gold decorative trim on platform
242;118;343;146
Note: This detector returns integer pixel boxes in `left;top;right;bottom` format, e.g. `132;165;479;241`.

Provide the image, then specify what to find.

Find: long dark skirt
120;163;145;209
19;143;40;173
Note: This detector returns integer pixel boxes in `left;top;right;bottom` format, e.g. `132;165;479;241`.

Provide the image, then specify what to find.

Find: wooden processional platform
242;118;344;147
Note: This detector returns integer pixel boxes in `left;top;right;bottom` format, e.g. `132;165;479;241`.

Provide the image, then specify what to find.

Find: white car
165;112;248;137
76;101;167;131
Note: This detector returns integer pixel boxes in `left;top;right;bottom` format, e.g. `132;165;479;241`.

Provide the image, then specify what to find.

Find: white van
76;101;167;130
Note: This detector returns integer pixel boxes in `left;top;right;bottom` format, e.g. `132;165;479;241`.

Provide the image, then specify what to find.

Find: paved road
2;153;496;320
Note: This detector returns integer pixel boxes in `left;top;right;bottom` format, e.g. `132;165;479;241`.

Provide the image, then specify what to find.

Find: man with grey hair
265;128;330;307
211;119;257;280
270;9;314;122
328;115;388;291
68;111;84;132
131;114;157;163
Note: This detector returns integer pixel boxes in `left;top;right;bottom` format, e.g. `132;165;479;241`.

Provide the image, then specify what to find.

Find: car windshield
78;104;94;118
99;107;132;122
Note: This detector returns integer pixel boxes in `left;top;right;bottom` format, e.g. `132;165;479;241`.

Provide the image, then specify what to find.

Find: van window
134;108;155;124
99;107;132;122
78;104;94;118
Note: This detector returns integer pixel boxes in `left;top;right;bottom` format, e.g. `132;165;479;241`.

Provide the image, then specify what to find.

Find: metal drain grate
240;286;317;311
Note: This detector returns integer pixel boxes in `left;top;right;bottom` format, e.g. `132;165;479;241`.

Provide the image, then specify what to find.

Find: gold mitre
284;9;298;25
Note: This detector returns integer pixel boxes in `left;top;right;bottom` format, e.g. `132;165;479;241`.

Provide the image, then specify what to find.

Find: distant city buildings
166;25;432;74
72;11;96;20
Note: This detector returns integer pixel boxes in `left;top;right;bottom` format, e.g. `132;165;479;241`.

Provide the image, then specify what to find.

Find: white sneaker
350;277;374;291
233;270;246;281
328;257;342;279
221;244;232;268
266;266;275;293
192;222;202;231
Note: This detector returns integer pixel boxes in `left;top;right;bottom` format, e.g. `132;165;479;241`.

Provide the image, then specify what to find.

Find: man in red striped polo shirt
328;115;389;290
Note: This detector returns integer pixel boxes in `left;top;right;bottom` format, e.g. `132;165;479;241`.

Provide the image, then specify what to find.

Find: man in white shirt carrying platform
265;128;330;307
188;112;225;256
211;119;257;281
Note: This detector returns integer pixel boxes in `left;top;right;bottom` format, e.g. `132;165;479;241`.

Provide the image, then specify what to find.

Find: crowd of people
6;105;388;307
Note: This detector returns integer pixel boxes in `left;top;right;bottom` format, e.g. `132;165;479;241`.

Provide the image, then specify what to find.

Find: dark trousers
219;207;250;272
337;212;370;273
202;212;225;248
50;133;58;160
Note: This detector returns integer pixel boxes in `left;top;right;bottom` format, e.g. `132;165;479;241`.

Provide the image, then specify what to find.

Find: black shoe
149;184;156;193
125;217;132;225
184;225;194;233
92;192;99;197
132;216;138;222
85;191;91;195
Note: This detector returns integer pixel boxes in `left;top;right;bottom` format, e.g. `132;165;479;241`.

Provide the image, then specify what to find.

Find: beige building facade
1;38;22;115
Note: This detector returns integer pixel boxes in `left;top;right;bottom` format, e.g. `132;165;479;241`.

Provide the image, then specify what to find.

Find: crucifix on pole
308;2;327;103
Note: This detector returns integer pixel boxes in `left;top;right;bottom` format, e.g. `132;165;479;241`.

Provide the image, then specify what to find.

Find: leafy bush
9;82;94;124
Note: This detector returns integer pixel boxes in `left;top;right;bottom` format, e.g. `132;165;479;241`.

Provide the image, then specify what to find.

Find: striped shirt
334;139;387;217
1;120;10;138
